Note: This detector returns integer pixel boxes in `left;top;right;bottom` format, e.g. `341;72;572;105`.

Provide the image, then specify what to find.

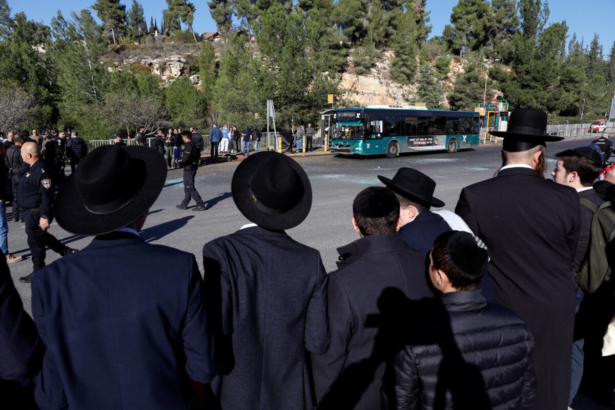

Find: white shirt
576;187;593;193
499;164;534;172
240;223;257;230
117;227;140;237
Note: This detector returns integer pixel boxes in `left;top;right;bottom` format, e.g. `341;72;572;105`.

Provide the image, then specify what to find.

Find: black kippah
353;187;399;218
446;232;489;277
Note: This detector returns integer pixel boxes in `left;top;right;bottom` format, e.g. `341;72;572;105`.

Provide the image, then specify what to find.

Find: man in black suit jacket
311;187;434;410
203;152;329;410
32;145;217;409
551;147;603;406
0;254;45;408
455;109;581;410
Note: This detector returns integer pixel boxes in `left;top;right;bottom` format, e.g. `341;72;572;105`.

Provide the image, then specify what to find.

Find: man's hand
39;218;49;231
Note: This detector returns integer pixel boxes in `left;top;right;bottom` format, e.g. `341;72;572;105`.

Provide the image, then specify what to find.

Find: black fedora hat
56;145;167;236
232;151;312;231
490;108;563;152
378;168;445;208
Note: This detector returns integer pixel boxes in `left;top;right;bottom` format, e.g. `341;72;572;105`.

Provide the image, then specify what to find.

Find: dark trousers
286;137;295;153
24;210;66;272
210;142;219;159
11;175;23;221
182;169;204;207
70;158;80;173
306;137;313;152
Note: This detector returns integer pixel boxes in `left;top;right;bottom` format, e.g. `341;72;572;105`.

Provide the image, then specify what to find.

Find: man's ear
533;149;542;165
352;217;360;233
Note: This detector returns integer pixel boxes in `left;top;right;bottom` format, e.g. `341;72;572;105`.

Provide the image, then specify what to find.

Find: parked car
590;119;607;133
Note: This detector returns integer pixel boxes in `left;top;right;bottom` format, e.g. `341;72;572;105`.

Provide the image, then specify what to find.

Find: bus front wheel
447;139;457;153
386;142;399;158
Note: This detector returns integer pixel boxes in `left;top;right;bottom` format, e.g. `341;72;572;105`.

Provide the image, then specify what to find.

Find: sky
8;0;615;52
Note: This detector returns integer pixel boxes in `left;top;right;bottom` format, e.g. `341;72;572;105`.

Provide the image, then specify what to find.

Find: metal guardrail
546;123;615;138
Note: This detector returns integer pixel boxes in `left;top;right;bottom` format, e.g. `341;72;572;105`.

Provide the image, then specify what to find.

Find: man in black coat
191;128;203;153
551;147;603;406
312;187;434;410
33;145;217;409
0;254;45;408
379;168;450;256
5;134;28;223
203;152;329;410
382;231;536;410
176;132;205;212
592;133;612;164
455;109;581;410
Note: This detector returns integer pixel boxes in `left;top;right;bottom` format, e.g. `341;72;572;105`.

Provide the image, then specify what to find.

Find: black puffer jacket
382;290;536;410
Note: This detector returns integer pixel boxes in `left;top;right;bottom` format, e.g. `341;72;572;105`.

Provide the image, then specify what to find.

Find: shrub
130;63;151;75
351;46;381;75
435;56;451;77
172;30;198;44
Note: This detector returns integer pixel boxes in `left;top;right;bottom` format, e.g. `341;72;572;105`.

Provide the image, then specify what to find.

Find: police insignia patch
42;179;51;189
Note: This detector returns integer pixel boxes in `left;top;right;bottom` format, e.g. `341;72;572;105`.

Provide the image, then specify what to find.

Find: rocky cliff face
103;43;482;107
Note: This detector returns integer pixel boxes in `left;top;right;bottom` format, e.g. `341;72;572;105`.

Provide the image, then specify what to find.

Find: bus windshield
333;121;364;140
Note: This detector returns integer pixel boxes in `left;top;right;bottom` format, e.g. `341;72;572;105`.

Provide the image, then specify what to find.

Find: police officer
176;131;205;212
5;134;28;223
18;142;77;283
593;132;612;164
191;128;204;153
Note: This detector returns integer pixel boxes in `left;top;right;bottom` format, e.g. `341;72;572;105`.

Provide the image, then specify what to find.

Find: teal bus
327;106;480;157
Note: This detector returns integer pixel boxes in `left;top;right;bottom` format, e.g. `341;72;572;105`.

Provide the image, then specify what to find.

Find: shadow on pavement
141;216;194;243
204;192;232;210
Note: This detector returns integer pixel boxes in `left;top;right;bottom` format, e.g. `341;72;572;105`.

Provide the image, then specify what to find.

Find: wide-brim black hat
232;151;312;231
378;167;445;208
489;108;563;151
56;145;167;236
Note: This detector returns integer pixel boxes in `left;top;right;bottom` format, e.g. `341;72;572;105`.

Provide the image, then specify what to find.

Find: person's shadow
203;192;232;210
140;216;194;242
318;288;492;410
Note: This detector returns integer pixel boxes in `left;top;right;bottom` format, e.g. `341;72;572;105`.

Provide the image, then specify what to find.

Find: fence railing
546;123;615;139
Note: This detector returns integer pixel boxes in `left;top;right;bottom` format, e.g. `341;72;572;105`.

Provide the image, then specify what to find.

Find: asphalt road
5;137;613;408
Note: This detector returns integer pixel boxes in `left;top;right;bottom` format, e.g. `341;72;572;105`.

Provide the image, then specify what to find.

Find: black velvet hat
55;145;167;236
490;108;564;152
445;231;489;277
556;147;603;166
353;187;399;218
232;151;312;231
378;167;445;208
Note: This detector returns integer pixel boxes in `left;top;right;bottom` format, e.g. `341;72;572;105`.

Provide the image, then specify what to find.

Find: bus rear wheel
447;139;457;153
386;141;399;158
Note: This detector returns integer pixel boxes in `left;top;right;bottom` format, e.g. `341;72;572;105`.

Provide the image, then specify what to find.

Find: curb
198;149;334;165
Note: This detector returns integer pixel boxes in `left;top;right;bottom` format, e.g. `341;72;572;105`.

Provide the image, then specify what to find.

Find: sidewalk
201;146;334;164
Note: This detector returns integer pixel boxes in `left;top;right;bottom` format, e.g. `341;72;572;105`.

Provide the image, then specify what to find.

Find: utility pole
581;98;586;120
483;72;488;102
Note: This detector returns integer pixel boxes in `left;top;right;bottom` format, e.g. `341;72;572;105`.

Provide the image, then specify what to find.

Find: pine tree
92;0;127;44
390;9;418;83
587;34;603;77
450;0;491;53
0;0;14;41
416;62;444;108
207;0;234;34
606;41;615;83
169;0;198;43
485;0;519;61
448;57;494;110
149;16;153;34
127;0;147;39
518;0;549;41
198;41;216;102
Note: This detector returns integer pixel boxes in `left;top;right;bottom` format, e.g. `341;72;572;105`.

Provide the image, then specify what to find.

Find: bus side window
369;120;383;139
431;116;446;135
403;117;417;135
384;116;397;136
446;118;460;135
473;116;480;134
417;117;431;136
460;117;472;133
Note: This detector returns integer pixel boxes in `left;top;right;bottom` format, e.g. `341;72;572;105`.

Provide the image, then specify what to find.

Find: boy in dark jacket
382;231;536;410
312;187;434;410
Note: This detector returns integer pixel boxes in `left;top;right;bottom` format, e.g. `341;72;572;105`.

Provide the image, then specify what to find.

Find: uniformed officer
5;134;28;223
18;142;77;283
176;131;206;211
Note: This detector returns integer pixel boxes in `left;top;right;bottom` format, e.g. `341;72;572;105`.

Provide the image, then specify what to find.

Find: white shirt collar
116;227;140;237
499;164;534;172
240;223;258;230
577;187;594;193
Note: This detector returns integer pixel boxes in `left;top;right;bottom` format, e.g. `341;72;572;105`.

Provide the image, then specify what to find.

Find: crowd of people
1;108;615;410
